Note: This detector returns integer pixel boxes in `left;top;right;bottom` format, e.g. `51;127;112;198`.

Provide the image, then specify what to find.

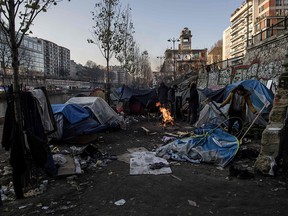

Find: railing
248;16;288;46
206;55;244;70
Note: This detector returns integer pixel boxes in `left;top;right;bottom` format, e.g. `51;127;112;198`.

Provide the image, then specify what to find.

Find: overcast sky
30;0;244;70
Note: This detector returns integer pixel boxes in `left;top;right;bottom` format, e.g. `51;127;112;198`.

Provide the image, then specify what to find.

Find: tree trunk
8;0;25;199
106;56;110;105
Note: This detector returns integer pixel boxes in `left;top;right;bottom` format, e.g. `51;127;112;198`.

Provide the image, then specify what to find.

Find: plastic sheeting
156;124;239;167
65;97;124;126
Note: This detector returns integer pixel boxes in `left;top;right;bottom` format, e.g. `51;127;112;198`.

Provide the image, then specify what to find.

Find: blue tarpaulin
156;124;239;167
204;79;274;115
50;103;107;142
224;80;274;114
52;104;90;124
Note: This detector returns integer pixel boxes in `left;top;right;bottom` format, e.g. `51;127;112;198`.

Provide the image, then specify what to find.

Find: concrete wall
198;31;288;90
244;33;288;84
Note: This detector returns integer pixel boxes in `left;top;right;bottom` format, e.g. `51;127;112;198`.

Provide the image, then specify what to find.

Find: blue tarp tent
198;79;274;126
156;124;239;167
205;79;274;115
111;85;157;114
50;104;107;142
224;80;274;114
52;104;90;124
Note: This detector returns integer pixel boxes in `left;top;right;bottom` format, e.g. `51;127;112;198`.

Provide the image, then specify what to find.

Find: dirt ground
0;116;288;216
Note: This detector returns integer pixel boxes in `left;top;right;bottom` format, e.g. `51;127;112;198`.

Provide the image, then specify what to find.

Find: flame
156;102;174;127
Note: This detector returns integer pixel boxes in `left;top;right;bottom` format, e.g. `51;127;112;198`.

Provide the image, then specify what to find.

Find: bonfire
156;102;174;127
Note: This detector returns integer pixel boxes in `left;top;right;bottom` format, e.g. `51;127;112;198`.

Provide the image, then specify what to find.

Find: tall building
229;0;253;60
42;39;70;77
253;0;288;37
43;40;58;77
21;36;45;75
0;31;46;86
224;0;288;64
59;46;71;77
222;27;232;61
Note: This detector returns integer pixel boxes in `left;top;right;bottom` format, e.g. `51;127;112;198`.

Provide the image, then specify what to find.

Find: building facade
163;27;207;83
0;32;45;85
42;39;70;78
223;27;232;61
229;0;253;60
253;0;288;39
224;0;288;65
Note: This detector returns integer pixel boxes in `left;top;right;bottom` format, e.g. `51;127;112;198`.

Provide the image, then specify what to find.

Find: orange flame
156;102;174;127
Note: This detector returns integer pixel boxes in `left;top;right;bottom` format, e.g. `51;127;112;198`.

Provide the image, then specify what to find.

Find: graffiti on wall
198;58;285;89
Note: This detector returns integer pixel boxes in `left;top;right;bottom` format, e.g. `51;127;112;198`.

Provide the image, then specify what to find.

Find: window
259;5;265;13
267;19;270;27
276;0;282;6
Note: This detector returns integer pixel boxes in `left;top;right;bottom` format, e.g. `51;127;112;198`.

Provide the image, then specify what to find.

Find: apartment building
223;27;232;61
59;46;71;77
229;0;253;60
21;36;45;75
0;32;45;76
254;0;288;36
0;27;71;81
224;0;288;63
43;39;70;77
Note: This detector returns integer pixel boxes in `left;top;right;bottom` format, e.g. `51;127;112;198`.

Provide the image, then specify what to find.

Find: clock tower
179;27;192;50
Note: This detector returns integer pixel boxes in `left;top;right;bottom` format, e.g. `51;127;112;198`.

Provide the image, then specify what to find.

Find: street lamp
168;37;180;81
157;56;165;77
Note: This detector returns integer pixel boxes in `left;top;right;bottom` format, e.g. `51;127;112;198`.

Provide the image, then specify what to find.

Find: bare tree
209;39;223;51
88;0;128;103
0;0;70;199
115;4;135;84
86;60;98;69
85;60;104;82
128;47;152;88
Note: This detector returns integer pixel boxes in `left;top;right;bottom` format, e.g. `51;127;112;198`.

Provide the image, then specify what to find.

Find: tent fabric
203;88;226;103
223;80;274;112
204;79;274;114
128;90;158;115
195;101;268;127
49;114;63;140
50;104;108;141
111;85;158;115
156;124;239;167
61;118;107;141
195;102;229;128
129;89;157;107
52;104;90;124
30;89;56;134
65;96;124;126
115;85;154;101
196;79;274;127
